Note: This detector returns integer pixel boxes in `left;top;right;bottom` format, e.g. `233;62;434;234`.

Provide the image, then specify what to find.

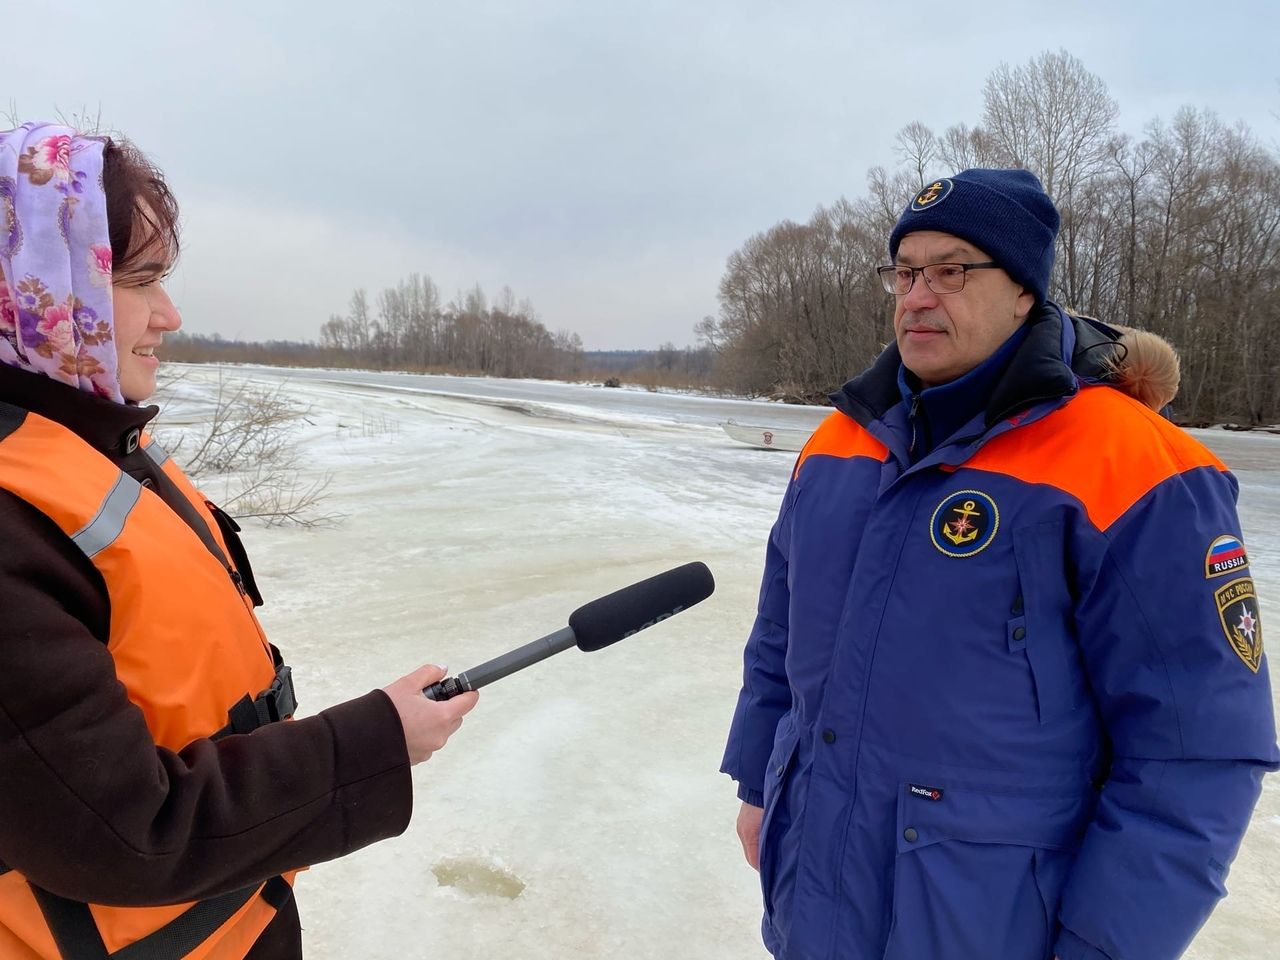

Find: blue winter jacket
722;305;1279;960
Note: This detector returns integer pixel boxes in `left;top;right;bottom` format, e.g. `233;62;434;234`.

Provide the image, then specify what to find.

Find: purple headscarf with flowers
0;122;122;402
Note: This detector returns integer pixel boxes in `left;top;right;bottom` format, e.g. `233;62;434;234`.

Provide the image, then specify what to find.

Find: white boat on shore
721;420;810;452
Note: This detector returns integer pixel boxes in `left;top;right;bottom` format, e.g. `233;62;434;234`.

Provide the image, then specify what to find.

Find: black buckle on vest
262;665;297;723
212;663;298;740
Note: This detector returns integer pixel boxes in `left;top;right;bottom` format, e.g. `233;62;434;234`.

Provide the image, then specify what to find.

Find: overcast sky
6;1;1278;349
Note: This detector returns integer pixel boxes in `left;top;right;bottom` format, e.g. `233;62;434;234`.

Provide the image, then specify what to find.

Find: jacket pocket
1012;521;1081;724
758;718;801;921
882;780;1089;960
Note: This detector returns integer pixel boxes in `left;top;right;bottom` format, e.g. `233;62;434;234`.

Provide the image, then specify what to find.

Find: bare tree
894;122;940;190
982;49;1120;305
1107;134;1157;323
863;165;920;234
703;197;888;400
936;122;1003;171
348;290;371;353
981;50;1118;194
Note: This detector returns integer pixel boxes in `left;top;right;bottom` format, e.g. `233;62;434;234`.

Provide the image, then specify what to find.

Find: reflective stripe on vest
71;473;142;559
0;408;297;959
140;437;170;469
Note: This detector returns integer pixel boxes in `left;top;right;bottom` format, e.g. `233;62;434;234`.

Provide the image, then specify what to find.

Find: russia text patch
1215;578;1263;673
1205;535;1249;578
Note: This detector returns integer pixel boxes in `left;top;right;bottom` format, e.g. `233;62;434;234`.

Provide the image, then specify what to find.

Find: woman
0;122;478;959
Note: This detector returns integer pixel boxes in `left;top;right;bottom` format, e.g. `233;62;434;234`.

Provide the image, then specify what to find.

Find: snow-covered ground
156;365;1280;960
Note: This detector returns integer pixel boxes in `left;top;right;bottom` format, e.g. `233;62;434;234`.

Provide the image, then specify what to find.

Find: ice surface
154;365;1280;959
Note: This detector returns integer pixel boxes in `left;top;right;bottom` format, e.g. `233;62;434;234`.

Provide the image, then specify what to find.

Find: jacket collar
830;301;1122;431
0;361;158;455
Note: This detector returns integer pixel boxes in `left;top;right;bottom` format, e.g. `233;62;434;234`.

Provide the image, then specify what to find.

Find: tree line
319;278;585;380
698;50;1280;424
164;285;716;390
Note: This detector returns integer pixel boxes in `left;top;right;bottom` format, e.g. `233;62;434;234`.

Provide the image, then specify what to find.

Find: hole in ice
431;857;526;899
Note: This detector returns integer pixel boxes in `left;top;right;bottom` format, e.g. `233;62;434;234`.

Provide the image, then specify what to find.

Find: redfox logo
909;784;944;801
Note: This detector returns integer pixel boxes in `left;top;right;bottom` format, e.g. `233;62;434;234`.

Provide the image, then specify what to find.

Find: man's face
893;231;1035;387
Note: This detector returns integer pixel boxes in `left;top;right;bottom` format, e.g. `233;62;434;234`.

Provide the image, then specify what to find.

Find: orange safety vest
0;407;298;960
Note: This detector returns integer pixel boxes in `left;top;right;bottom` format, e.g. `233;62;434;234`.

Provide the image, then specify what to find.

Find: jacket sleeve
721;477;797;807
0;491;414;906
1054;466;1280;960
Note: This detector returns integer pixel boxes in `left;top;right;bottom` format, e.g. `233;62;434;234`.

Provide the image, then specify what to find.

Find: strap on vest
140;437;170;469
31;876;290;960
203;502;265;608
211;654;298;741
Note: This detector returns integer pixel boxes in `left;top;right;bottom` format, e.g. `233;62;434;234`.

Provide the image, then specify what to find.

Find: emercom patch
1205;534;1249;578
1215;578;1263;673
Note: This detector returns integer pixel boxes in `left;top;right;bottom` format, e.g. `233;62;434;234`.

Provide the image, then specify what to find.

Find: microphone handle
422;626;577;700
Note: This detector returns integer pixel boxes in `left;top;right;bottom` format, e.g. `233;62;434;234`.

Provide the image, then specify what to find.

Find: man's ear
1014;287;1036;322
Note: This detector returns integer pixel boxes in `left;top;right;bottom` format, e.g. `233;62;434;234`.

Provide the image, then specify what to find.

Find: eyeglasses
876;261;1000;296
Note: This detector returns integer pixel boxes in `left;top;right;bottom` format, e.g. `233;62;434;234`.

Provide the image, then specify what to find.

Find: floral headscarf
0;122;121;401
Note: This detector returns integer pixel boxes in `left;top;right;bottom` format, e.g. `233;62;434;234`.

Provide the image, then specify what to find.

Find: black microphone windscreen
568;562;715;653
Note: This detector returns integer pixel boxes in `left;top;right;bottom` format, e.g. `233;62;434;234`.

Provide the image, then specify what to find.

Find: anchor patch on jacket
930;489;999;558
1215;578;1263;673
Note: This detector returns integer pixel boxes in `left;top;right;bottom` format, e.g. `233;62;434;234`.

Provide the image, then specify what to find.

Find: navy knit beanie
888;168;1060;304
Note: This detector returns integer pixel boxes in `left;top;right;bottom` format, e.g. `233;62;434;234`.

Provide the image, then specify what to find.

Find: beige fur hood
1098;324;1181;412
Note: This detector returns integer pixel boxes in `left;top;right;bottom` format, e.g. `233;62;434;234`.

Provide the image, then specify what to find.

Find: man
721;168;1278;960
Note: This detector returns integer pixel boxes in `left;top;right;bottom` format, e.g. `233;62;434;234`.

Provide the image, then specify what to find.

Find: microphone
423;561;715;700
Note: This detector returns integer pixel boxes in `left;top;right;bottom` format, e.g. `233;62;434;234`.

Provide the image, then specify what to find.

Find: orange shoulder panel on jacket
794;411;888;480
964;385;1228;532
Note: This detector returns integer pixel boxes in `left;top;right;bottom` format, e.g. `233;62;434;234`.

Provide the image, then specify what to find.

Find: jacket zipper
907;394;933;461
907;395;919;456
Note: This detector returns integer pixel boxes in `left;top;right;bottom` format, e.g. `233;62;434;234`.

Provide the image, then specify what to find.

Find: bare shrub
216;465;337;528
153;370;342;527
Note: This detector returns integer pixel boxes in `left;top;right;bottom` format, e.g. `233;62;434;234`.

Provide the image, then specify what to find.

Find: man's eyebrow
896;247;973;266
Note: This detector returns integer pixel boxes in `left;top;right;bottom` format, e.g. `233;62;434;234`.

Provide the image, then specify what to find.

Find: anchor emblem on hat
918;182;943;205
910;178;954;212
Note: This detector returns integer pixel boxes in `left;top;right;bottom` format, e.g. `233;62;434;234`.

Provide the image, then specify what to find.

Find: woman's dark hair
101;137;180;281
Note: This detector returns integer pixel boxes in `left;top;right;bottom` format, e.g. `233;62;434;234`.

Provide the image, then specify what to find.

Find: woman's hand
382;664;479;764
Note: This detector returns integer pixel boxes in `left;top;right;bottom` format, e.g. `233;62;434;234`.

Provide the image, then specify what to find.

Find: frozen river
157;365;1280;960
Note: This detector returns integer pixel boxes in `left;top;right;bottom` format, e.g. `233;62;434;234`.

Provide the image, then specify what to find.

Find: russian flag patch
1205;535;1249;578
